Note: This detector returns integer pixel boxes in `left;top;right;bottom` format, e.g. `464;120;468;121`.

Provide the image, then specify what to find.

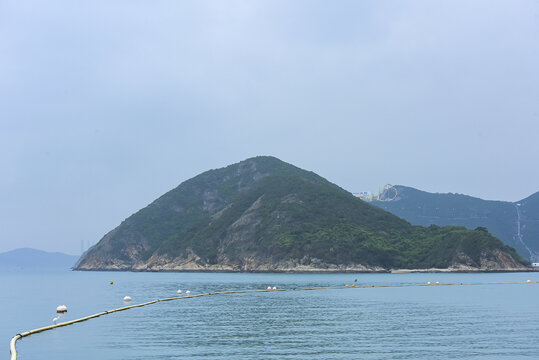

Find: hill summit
75;157;529;272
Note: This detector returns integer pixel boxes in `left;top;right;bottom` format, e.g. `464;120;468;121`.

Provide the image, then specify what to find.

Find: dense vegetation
77;157;529;270
373;186;539;261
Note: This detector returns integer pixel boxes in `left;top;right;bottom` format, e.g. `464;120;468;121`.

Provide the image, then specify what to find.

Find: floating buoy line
9;280;537;360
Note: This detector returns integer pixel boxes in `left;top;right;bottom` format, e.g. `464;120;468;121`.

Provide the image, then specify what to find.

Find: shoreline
73;267;539;274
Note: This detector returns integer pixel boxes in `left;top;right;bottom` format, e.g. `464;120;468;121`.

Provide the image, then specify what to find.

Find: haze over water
2;271;538;359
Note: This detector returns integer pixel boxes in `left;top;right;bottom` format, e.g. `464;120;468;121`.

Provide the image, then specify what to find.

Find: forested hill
373;186;539;262
0;248;79;270
75;157;529;272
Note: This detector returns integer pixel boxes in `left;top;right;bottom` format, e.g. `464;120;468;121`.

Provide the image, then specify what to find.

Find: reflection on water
2;272;539;359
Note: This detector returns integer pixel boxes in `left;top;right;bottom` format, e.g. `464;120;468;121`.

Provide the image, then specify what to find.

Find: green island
75;156;530;272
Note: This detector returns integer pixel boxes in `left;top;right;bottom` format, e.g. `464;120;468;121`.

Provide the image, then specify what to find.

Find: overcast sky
1;0;538;254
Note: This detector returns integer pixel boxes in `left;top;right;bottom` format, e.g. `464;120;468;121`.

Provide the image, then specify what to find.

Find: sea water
1;270;538;359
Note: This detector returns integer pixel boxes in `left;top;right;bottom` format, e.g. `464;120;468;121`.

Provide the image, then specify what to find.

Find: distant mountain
372;186;539;262
75;156;528;272
0;248;79;270
515;191;539;261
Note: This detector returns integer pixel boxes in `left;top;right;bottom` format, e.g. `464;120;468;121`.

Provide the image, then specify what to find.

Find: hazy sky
1;1;538;254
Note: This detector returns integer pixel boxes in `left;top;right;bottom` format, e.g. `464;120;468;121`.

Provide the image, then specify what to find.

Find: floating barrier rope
9;280;537;359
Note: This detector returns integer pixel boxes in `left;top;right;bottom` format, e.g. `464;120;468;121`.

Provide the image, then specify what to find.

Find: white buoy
272;286;277;290
435;281;439;285
56;305;67;313
123;296;132;302
427;282;431;285
527;280;531;283
177;289;182;294
267;286;272;290
186;290;191;295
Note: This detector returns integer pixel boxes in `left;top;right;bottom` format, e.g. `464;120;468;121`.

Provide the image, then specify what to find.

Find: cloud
0;0;538;253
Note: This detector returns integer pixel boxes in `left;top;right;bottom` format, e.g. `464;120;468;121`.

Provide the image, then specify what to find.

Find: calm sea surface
1;270;538;359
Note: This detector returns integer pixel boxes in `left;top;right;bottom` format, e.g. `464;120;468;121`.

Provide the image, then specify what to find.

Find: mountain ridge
372;185;539;261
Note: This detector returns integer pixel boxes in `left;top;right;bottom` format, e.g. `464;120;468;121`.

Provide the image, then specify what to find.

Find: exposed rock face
392;248;532;273
450;248;526;270
478;249;528;270
75;156;532;273
77;252;390;272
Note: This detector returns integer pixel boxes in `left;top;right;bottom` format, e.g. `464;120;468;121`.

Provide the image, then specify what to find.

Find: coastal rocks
75;246;532;273
76;252;394;273
479;248;527;270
